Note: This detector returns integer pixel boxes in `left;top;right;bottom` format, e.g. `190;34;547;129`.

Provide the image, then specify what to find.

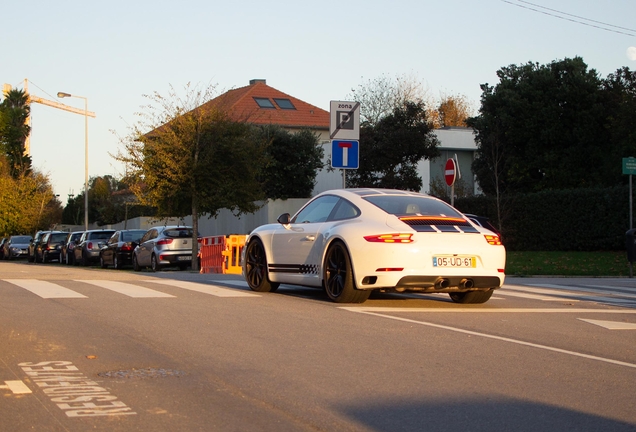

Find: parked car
73;230;116;266
61;231;84;265
35;231;70;263
464;214;502;239
28;231;50;262
133;226;197;272
3;235;32;260
242;188;506;304
100;229;147;269
0;238;7;259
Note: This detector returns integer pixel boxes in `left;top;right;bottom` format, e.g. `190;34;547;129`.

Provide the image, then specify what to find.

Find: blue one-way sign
331;140;359;169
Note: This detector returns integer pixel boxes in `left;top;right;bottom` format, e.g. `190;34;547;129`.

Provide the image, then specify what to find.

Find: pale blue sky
3;0;635;200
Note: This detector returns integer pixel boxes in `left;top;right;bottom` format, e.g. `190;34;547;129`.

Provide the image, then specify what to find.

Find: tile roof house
201;79;341;193
201;79;330;137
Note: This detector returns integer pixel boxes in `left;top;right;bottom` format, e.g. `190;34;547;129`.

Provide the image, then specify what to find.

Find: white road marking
341;308;636;369
215;280;249;288
0;380;32;394
341;307;636;314
148;280;259;297
578;319;636;330
503;284;636;305
76;280;175;298
498;289;577;301
3;280;87;299
533;283;636;299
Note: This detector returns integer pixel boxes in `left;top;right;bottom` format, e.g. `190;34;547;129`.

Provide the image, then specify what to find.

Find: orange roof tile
201;80;329;130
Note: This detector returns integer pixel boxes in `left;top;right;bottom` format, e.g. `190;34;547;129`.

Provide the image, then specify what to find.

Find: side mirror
277;213;291;224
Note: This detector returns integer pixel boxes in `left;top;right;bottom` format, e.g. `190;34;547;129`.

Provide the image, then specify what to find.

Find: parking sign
330;101;360;140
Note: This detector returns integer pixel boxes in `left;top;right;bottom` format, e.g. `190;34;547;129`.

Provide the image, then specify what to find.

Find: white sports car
242;188;506;304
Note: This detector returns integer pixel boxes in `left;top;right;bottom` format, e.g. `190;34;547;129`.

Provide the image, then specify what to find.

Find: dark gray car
73;230;116;266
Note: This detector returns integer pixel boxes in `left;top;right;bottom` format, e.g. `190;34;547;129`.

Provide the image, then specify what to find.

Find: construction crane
2;78;96;156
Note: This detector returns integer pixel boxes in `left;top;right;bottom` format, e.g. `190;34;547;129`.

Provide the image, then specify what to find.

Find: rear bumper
157;252;192;265
393;275;503;292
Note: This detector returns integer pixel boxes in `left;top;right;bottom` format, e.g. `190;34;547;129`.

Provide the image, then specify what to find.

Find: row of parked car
0;226;197;272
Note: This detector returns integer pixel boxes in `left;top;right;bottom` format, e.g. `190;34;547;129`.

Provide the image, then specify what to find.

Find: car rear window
122;231;145;242
12;236;31;243
164;228;194;238
89;231;115;240
50;233;69;243
363;195;463;218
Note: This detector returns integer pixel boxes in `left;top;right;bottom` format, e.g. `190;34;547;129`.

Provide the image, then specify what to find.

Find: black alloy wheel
244;238;279;292
323;241;370;304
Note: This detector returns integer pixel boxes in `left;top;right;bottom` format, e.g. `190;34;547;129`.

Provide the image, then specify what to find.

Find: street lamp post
57;92;89;231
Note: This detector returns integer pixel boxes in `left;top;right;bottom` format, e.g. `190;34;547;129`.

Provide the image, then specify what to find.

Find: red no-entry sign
445;158;456;186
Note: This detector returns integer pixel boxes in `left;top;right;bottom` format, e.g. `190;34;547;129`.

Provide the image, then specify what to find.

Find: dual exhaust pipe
435;278;474;289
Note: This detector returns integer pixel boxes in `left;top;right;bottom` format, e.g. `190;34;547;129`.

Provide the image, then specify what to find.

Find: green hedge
453;186;632;251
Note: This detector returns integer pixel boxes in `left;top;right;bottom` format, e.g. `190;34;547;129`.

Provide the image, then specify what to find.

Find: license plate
177;256;192;261
433;256;476;268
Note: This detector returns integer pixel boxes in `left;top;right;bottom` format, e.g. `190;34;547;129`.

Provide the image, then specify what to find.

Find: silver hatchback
132;226;196;272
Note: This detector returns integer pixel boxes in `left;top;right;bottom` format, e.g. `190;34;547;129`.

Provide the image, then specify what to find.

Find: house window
274;98;296;110
254;97;275;109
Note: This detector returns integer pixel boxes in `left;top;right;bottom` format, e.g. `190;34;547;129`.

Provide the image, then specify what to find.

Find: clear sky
3;0;635;202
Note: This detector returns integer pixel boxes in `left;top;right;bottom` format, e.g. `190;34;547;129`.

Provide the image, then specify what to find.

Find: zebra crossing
500;283;636;308
1;279;257;299
3;278;636;307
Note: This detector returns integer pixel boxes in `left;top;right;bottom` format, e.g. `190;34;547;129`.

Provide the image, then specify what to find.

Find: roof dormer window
254;97;275;109
274;98;296;110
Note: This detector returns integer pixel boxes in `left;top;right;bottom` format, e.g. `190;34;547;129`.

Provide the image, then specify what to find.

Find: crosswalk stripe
76;280;175;298
4;279;87;299
147;280;259;297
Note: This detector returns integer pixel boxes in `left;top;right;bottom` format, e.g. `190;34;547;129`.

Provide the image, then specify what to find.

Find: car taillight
121;243;133;251
485;235;502;245
157;239;173;246
364;234;413;243
87;242;93;249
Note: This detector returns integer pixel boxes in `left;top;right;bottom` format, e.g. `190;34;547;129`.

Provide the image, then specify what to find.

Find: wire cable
501;0;636;37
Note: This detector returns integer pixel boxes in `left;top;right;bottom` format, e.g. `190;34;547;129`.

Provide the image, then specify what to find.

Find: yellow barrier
200;234;247;274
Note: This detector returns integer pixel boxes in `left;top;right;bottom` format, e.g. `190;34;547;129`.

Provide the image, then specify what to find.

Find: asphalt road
1;261;635;431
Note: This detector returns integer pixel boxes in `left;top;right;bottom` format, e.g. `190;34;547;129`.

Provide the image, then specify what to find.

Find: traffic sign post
623;157;636;278
445;158;457;206
330;101;361;187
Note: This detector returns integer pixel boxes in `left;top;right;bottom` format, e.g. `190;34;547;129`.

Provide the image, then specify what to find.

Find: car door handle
303;235;316;241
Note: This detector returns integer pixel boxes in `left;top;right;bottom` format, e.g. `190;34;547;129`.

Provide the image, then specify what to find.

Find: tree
435;93;473;128
0;168;61;235
346;101;440;191
602;67;636;180
0;89;32;178
468;57;608;196
115;83;269;270
348;73;431;126
259;126;324;199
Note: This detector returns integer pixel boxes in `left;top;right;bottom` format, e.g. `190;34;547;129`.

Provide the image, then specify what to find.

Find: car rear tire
449;289;494;304
133;255;141;272
82;251;90;266
323;241;370;304
150;254;160;272
114;255;122;270
244;238;279;293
